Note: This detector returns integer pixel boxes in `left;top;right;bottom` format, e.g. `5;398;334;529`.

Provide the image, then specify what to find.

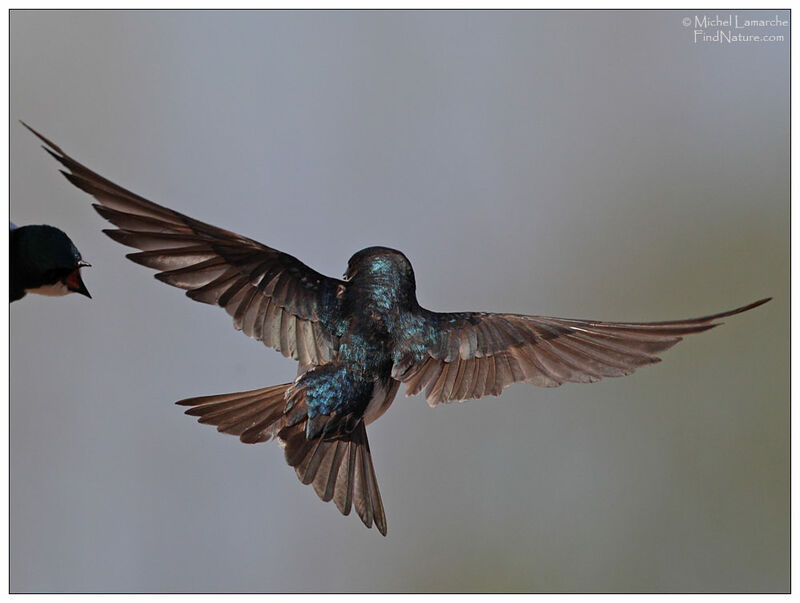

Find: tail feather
298;438;330;485
335;439;357;516
176;383;290;443
280;420;387;536
354;441;374;529
317;440;346;502
177;381;388;535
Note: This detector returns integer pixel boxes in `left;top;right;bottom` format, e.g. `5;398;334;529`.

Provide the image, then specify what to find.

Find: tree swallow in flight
24;123;769;535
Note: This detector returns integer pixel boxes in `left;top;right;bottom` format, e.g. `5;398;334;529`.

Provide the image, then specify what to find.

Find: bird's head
13;224;92;298
344;246;416;290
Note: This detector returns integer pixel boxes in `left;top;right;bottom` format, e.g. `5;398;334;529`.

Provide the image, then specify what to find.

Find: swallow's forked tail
176;382;387;535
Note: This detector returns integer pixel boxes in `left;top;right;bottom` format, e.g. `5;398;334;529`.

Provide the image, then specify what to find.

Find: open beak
66;266;91;298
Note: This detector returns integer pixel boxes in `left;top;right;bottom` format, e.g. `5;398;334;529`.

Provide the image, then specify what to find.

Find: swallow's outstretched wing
393;298;770;406
25;123;343;366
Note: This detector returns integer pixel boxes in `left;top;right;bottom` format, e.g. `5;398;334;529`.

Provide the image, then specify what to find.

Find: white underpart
26;281;70;297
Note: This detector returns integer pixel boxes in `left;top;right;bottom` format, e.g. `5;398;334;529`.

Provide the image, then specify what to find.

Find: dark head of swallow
10;223;91;302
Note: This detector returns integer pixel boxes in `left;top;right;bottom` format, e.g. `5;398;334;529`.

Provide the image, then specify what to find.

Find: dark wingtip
725;297;771;317
20;121;67;156
688;297;772;325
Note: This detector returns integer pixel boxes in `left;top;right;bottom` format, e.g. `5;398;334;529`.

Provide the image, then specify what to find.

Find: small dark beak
66;267;91;299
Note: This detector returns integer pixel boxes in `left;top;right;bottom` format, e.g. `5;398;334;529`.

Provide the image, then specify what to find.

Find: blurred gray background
10;10;788;593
